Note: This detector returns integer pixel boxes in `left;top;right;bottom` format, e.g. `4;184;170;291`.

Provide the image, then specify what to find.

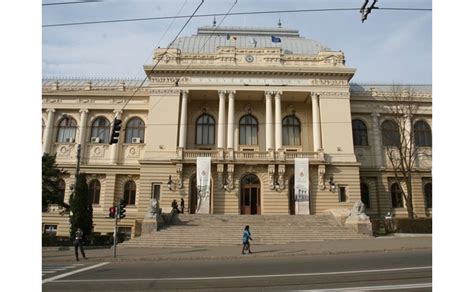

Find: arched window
88;179;101;205
125;117;145;143
382;120;400;146
424;182;432;209
124;180;136;205
360;182;370;208
414;120;432;147
58;179;66;203
196;114;215;145
352;119;368;146
239;115;258;145
391;183;404;208
56;117;77;143
90;117;110;143
283;116;301;145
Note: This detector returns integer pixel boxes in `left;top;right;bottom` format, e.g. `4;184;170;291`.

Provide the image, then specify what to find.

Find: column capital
46;108;56;113
113;109;123;115
228;90;236;97
264;91;274;97
217;90;227;97
181;89;189;96
274;91;282;98
371;112;381;118
311;92;320;99
79;109;89;114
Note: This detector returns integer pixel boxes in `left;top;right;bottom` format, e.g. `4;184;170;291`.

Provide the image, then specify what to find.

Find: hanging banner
294;158;310;215
196;157;211;214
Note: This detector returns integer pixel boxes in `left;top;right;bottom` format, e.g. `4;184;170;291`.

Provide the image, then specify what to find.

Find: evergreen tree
69;174;93;241
42;153;68;211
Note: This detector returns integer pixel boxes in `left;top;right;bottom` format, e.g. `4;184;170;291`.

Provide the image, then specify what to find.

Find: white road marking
42;262;110;284
52;266;432;283
310;282;432;291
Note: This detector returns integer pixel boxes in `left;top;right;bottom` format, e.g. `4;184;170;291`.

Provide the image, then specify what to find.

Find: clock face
245;55;254;63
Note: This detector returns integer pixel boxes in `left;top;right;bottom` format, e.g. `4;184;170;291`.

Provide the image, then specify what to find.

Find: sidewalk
42;235;432;263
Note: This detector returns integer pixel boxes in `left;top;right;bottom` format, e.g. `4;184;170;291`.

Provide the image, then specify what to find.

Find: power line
43;7;432;28
43;0;102;6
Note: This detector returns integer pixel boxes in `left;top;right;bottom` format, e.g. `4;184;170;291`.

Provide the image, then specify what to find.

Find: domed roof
170;26;330;55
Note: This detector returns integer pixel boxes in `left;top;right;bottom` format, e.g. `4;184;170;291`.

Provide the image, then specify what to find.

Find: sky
42;0;432;84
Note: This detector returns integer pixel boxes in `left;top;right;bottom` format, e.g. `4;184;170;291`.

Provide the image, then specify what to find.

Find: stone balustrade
179;149;325;163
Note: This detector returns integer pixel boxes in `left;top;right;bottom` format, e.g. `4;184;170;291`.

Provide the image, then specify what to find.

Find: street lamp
329;177;337;192
167;175;173;191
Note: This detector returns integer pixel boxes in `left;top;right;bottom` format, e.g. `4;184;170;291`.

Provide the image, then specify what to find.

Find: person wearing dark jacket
74;228;87;261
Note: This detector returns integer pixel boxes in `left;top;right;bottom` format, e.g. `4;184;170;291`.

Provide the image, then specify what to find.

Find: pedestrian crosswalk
42;263;84;277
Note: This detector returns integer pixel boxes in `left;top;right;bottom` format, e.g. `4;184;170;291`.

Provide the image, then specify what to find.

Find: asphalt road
43;249;432;291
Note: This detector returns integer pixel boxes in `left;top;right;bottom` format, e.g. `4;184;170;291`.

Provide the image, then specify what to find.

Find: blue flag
271;36;281;43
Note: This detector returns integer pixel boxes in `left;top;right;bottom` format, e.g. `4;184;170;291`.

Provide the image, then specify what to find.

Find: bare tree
381;86;431;219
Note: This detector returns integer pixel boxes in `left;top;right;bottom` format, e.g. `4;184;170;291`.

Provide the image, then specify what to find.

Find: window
125;117;145;143
339;186;347;202
196;114;215;145
43;224;57;236
352;119;368;146
239;114;258;145
88;179;101;205
124;180;136;205
152;184;161;200
58;179;66;203
90;117;110;143
414;120;432;147
283;116;301;145
391;183;404;208
56;117;77;143
382;120;400;146
360;182;370;208
424;182;432;209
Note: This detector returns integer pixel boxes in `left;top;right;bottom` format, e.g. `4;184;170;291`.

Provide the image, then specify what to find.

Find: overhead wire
43;6;432;28
43;0;102;6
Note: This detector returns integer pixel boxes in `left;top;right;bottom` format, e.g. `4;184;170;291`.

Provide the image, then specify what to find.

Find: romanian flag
271;35;281;43
226;34;237;40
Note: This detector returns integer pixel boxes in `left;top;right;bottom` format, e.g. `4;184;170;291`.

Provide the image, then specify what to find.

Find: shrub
395;218;432;233
42;235;72;246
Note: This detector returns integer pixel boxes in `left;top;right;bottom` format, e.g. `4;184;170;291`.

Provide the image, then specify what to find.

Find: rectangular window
152;184;161;200
339;187;346;202
43;224;57;236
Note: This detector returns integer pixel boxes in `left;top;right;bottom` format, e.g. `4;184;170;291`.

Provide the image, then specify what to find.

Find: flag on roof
271;36;281;43
226;34;237;40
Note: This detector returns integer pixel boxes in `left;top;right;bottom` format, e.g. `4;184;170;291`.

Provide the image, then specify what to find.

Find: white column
265;91;274;150
78;109;89;162
274;91;282;150
110;110;122;164
217;90;226;149
43;109;56;154
178;90;189;148
371;113;383;167
227;91;235;149
311;92;322;151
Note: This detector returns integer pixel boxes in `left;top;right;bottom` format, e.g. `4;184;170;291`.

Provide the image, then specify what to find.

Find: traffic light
119;199;127;219
109;117;122;144
108;207;116;218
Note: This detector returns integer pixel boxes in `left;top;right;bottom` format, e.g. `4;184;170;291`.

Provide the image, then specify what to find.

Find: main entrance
240;174;261;215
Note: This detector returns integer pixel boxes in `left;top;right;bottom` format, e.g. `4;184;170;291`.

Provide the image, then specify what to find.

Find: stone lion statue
348;200;369;220
148;198;160;218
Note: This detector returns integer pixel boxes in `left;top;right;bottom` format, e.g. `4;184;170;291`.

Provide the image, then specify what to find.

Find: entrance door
289;176;295;215
240;174;261;215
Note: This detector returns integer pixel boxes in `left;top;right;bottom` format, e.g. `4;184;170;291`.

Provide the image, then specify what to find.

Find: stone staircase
120;214;370;248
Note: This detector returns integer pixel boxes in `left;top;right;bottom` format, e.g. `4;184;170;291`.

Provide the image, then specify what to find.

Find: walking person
171;199;179;213
242;225;253;254
74;227;87;261
180;198;185;214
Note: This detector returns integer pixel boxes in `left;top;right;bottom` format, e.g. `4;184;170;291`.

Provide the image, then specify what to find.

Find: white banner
294;158;310;215
196;157;211;214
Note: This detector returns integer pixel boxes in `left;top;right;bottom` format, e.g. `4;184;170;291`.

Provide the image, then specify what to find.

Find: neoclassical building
42;26;432;237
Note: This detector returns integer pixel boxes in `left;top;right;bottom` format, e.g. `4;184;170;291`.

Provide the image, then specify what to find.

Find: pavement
42;234;432;263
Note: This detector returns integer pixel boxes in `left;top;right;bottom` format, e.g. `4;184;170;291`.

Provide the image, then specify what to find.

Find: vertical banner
294;158;310;215
196;157;211;214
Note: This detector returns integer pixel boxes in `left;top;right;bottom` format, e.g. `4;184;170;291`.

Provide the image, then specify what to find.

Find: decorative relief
318;92;350;98
312;79;348;86
151;77;189;84
114;99;126;104
48;98;60;103
80;99;92;104
92;146;104;157
127;146;139;158
149;89;181;96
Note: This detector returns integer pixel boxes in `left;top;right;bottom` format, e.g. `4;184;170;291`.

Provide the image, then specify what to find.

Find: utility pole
113;200;119;258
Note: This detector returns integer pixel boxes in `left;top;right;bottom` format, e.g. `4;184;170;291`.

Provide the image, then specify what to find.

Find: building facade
42;26;432;237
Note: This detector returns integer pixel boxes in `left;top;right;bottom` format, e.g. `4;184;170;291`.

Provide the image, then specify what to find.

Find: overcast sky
42;0;432;84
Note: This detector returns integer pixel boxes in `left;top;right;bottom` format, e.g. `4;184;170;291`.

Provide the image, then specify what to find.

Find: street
43;249;431;291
